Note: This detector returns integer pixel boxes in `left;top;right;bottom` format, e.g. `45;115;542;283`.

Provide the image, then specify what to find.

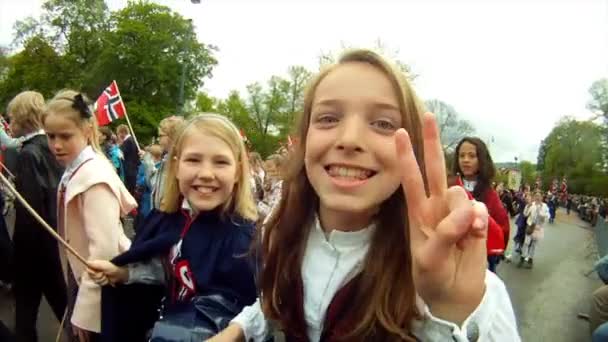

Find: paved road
498;209;601;342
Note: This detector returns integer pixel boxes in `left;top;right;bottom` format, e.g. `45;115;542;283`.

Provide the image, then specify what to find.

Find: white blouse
232;216;520;341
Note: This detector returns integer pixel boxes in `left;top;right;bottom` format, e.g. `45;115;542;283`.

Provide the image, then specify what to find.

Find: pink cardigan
59;156;136;332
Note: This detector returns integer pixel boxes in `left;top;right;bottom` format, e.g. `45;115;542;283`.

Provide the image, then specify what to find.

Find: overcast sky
1;0;607;162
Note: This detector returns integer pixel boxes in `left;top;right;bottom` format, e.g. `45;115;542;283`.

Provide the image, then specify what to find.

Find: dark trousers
13;238;67;342
488;255;501;273
0;320;15;342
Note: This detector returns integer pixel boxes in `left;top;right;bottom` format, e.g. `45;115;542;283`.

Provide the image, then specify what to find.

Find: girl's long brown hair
258;49;426;341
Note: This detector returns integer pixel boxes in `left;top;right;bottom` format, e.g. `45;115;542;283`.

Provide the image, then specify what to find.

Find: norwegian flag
95;81;126;126
239;129;248;142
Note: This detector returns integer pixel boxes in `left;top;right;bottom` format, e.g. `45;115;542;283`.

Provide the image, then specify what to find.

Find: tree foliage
1;0;217;144
588;78;608;122
194;64;311;158
518;161;537;188
538;116;608;195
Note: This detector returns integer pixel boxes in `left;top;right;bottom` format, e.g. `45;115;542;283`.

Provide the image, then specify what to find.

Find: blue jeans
488;255;501;273
593;322;608;342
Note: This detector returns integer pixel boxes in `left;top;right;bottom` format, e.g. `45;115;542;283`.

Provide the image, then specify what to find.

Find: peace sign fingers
422;113;448;198
395;127;426;226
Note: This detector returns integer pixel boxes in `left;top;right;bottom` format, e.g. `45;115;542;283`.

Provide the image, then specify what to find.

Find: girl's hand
396;112;488;325
86;260;128;286
72;325;91;342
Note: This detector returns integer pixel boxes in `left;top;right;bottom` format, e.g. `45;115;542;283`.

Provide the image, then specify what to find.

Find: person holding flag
44;90;136;342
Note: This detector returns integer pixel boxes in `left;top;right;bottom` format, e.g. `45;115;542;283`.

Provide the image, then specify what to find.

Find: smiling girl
88;114;259;341
211;49;519;341
44;90;137;342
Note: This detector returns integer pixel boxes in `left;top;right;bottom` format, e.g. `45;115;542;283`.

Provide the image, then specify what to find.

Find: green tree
518;161;537;188
278;66;312;134
195;91;218;113
588;78;608;122
536;139;547;171
539;116;608;195
0;36;67;106
12;0;110;89
2;1;217;144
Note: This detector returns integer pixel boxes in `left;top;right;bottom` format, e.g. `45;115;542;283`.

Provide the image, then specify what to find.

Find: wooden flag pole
123;111;141;153
0;166;89;267
0;161;16;180
112;80;141;152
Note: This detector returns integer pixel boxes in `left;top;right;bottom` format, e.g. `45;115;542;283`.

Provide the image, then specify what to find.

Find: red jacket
483;188;510;251
453;176;505;255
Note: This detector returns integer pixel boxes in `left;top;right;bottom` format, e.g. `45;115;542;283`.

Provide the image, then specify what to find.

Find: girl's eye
372;119;396;131
316;114;339;125
216;160;230;165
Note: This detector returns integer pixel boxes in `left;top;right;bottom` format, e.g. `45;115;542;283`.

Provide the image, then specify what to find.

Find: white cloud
1;0;607;163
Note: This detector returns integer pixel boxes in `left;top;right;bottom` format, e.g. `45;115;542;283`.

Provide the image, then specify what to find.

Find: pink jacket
59;155;136;332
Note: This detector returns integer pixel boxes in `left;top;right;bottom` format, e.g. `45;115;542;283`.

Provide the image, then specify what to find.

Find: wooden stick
113;80;141;152
123;112;141;152
55;310;67;342
0;161;15;180
0;168;89;267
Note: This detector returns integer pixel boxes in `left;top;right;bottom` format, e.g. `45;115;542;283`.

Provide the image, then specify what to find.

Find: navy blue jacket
101;209;257;342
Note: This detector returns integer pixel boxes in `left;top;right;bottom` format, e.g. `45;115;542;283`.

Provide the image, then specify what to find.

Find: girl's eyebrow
313;98;400;112
182;151;232;159
371;102;400;112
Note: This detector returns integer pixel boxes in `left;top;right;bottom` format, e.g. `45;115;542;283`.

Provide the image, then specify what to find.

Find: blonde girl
149;115;185;210
211;50;519;341
87;114;259;341
9;91;66;342
44;90;136;342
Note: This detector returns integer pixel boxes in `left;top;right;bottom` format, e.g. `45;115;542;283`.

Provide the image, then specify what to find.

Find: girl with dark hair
453;137;510;273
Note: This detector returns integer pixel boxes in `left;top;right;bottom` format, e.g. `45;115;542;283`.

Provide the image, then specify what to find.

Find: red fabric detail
286;275;361;342
455;177;505;256
483;189;510;251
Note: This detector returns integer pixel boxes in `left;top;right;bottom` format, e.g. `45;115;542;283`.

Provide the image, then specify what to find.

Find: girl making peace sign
211;49;519;341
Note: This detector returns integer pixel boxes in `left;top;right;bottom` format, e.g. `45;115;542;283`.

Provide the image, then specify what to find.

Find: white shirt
59;146;97;191
232;215;520;341
463;179;477;193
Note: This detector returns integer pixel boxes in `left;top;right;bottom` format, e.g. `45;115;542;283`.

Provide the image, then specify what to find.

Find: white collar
21;129;45;143
312;214;375;248
181;199;199;218
463;179;477;192
60;146;97;187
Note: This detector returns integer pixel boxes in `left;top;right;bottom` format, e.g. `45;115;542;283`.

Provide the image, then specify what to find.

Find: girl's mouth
192;185;218;194
325;165;377;181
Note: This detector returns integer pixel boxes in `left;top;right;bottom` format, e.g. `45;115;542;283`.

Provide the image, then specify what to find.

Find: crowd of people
0;49;552;342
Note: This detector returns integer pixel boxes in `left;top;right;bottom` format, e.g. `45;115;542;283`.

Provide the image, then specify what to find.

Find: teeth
195;186;216;194
328;166;373;180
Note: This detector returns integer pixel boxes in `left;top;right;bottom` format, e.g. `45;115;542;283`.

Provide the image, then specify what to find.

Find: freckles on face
304;62;406;224
176;129;239;212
